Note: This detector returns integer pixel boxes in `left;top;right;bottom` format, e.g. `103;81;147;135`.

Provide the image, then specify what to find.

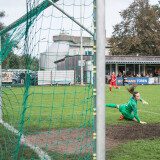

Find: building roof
55;55;160;64
105;55;160;64
54;55;93;64
53;34;111;48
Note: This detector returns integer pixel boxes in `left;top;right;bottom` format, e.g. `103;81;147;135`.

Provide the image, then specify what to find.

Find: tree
0;11;39;71
0;11;5;31
2;53;20;69
19;54;39;71
0;11;20;69
109;0;160;56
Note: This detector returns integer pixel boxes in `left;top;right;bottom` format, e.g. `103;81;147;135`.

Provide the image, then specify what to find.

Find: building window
85;51;92;55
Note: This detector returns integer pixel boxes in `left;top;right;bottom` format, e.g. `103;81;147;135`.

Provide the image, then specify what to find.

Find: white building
40;33;111;71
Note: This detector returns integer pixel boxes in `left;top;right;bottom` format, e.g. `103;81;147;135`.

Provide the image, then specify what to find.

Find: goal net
0;0;95;159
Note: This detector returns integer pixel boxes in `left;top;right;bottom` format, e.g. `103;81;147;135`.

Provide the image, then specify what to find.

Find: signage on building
117;77;149;85
117;77;160;85
86;61;93;71
148;77;159;84
78;60;85;67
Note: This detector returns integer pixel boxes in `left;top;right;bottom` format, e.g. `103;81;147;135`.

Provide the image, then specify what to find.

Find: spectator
136;72;141;77
126;71;131;77
133;73;136;77
20;72;25;84
117;72;122;77
106;73;111;84
122;70;128;86
129;73;133;77
154;71;158;77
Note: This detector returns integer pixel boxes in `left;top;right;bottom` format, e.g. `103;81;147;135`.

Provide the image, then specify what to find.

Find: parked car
31;72;38;85
12;74;21;84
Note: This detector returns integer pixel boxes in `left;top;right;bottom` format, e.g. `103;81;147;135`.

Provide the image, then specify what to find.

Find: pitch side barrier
117;77;160;85
38;70;75;86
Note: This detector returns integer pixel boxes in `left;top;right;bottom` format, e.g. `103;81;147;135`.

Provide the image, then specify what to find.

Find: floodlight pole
96;0;106;159
0;36;2;122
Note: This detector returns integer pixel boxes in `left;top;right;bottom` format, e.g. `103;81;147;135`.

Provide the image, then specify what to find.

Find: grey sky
0;0;159;37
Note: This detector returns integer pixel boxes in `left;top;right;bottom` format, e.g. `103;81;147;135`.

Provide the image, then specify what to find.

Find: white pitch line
138;110;160;116
0;120;51;160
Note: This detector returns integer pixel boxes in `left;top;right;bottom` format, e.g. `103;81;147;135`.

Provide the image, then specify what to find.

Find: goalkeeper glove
140;121;147;124
142;100;149;105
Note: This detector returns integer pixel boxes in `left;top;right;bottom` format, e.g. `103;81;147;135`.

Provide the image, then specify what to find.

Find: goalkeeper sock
106;104;117;108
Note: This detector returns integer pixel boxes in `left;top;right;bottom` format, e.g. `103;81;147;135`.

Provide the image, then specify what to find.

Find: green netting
0;0;95;159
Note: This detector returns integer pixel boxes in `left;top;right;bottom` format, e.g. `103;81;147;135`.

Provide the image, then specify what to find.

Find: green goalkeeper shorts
119;105;134;120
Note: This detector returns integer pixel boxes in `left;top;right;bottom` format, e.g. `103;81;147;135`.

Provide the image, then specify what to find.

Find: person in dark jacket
122;70;128;86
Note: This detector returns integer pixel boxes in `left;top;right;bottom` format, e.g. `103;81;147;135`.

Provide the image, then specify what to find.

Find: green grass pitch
0;84;160;159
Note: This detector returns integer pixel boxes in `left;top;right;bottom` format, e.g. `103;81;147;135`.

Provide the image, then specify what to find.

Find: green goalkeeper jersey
119;97;142;122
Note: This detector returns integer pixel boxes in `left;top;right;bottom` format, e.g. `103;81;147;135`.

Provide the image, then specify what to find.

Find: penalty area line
0;120;51;160
138;110;160;116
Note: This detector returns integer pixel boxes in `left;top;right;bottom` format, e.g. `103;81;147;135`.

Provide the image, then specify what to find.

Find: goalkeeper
106;84;148;124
